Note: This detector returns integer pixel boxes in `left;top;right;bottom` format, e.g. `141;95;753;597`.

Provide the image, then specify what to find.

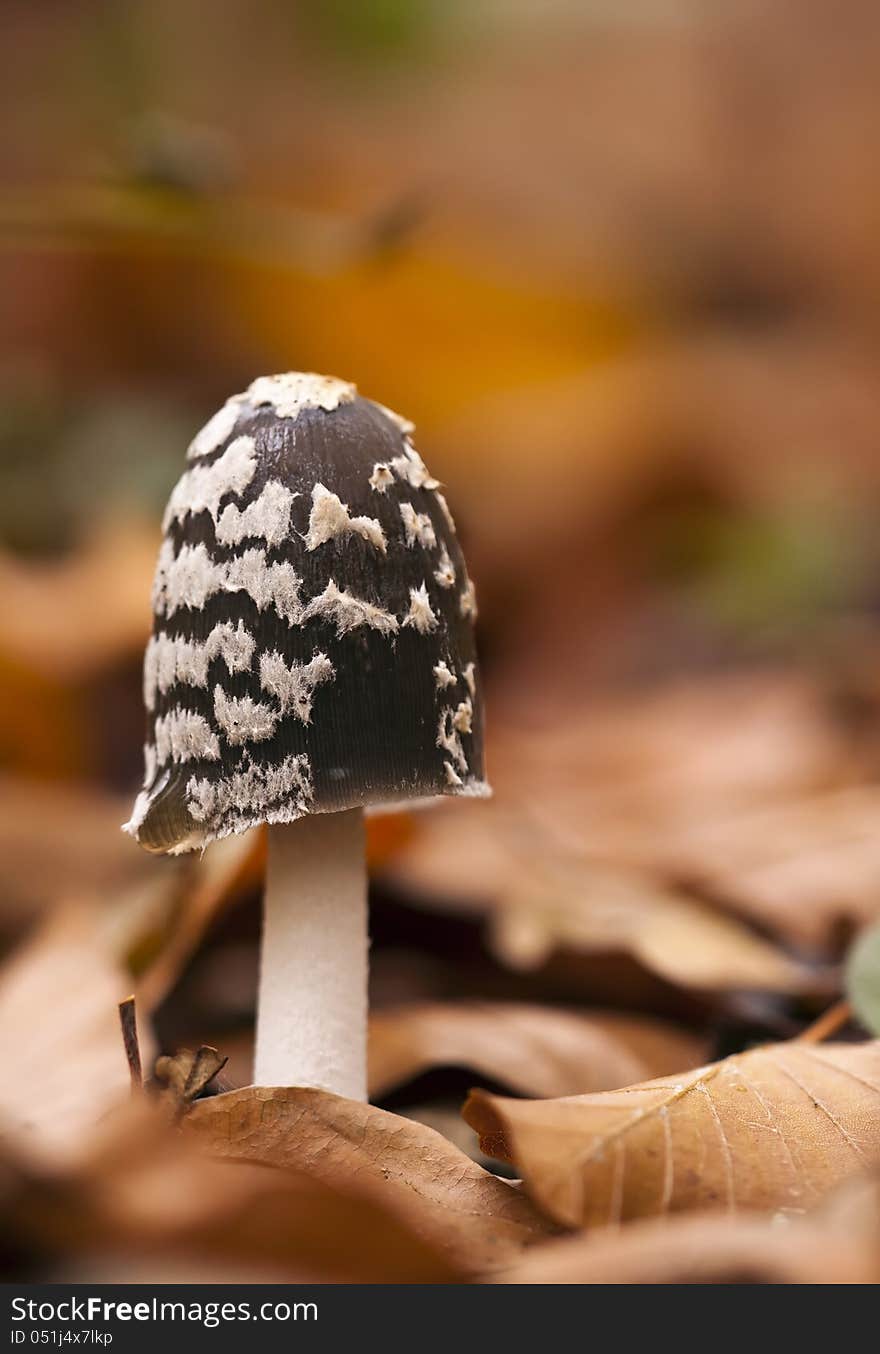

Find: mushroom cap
125;372;489;854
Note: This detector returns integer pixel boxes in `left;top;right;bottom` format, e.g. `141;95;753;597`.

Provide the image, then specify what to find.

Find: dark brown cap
124;373;488;854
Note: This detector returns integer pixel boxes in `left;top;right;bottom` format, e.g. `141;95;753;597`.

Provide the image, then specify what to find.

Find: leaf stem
797;999;851;1044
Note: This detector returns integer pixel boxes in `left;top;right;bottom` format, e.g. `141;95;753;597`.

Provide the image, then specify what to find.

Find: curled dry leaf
493;857;823;995
490;1197;880;1284
463;1039;880;1229
185;1086;556;1274
369;1002;707;1100
387;670;880;965
4;1102;458;1284
387;804;824;994
666;786;880;952
0;908;154;1169
154;1046;228;1117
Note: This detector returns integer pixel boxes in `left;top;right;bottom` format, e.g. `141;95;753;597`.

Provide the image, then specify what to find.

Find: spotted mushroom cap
124;372;489;854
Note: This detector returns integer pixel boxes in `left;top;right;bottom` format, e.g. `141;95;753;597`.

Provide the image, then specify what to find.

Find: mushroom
123;372;489;1099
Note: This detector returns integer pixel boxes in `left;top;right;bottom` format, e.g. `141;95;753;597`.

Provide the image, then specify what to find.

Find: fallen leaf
496;676;880;954
0;775;237;1013
662;786;880;951
392;1101;499;1167
0;775;157;941
154;1046;228;1116
4;1101;458;1283
185;1086;556;1273
0;519;157;680
463;1039;880;1228
490;668;850;828
23;819;251;1020
369;1002;707;1100
490;1200;880;1284
494;857;824;995
0;908;154;1168
384;668;875;980
386;805;824;994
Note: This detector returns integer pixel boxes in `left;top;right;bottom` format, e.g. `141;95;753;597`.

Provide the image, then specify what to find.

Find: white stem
254;808;368;1099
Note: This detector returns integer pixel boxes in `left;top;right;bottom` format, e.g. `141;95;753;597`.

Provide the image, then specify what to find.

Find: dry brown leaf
493;858;824;994
491;668;849;819
369;1002;707;1100
386;804;824;994
490;1199;880;1284
0;519;157;680
5;1101;458;1284
0;907;154;1168
464;1039;880;1229
668;786;880;950
493;676;880;953
0;775;159;939
185;1086;556;1274
154;1046;228;1117
385;669;874;976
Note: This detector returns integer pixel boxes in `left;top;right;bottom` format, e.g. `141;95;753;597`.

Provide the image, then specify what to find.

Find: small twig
118;995;143;1092
798;999;852;1044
